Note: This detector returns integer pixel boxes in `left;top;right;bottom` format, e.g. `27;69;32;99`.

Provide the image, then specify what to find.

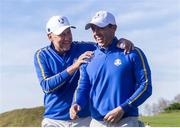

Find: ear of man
47;33;53;41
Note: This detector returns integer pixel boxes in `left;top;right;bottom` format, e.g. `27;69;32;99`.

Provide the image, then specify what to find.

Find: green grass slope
0;106;180;127
140;111;180;127
0;106;44;127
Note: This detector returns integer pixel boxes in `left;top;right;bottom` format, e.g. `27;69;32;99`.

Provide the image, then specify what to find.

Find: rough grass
0;106;44;127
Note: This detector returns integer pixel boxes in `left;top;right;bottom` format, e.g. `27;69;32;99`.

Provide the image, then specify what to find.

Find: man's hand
67;51;93;75
117;38;134;54
104;106;124;123
74;51;93;69
70;104;81;120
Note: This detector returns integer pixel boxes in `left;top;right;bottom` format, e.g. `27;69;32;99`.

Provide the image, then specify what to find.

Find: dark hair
108;24;114;27
108;24;117;29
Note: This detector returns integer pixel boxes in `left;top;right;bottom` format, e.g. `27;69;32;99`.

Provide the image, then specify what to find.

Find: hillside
0;106;44;127
0;106;180;127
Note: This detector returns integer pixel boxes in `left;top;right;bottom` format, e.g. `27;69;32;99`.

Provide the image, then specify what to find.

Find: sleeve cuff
120;102;131;112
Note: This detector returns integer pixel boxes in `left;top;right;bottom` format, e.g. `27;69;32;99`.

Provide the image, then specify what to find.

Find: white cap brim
53;25;76;35
85;22;108;30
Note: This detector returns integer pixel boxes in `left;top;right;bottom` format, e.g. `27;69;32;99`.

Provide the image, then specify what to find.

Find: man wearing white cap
70;11;152;127
34;15;133;127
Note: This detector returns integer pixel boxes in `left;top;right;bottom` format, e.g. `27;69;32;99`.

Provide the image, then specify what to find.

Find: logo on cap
94;13;102;20
58;18;64;24
47;28;51;32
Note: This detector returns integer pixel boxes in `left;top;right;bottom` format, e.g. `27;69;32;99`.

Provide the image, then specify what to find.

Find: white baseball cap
85;11;116;30
46;15;76;35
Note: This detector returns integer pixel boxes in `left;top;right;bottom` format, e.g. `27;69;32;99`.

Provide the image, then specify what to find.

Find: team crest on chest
114;58;122;66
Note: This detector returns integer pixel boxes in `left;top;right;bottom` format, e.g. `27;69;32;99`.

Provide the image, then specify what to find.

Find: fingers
76;105;81;111
119;40;125;49
80;51;94;58
104;112;110;121
124;45;129;55
104;114;119;123
104;114;114;123
70;104;81;120
104;107;124;124
118;38;134;54
78;58;89;64
77;51;94;65
70;111;79;120
123;41;131;54
83;51;94;57
104;113;122;124
79;51;94;60
70;107;76;120
118;40;129;54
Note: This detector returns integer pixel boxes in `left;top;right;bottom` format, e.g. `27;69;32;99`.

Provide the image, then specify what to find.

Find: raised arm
34;49;93;94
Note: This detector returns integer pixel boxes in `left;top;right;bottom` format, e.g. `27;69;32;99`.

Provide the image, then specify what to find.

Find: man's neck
56;48;66;55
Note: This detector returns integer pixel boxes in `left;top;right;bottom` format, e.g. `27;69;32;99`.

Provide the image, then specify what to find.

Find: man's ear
109;25;117;31
47;33;53;41
112;25;117;30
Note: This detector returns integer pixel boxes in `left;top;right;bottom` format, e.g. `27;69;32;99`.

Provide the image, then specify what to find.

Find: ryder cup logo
114;58;122;66
58;18;64;24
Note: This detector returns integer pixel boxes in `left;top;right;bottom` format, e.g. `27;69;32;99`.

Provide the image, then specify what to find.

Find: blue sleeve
121;47;152;112
34;49;70;94
74;64;91;109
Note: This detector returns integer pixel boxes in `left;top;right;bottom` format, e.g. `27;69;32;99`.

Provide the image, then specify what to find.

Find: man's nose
64;35;71;41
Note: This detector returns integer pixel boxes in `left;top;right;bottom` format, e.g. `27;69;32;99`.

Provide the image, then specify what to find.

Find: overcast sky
0;0;180;114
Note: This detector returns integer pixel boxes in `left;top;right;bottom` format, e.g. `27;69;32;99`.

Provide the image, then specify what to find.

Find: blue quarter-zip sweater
75;37;152;120
34;41;96;120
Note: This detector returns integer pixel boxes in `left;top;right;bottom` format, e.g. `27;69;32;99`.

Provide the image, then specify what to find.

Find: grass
0;106;180;127
140;111;180;127
0;106;44;127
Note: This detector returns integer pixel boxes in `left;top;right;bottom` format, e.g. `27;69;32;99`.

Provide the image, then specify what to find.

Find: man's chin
63;44;72;51
62;47;71;52
98;43;105;47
